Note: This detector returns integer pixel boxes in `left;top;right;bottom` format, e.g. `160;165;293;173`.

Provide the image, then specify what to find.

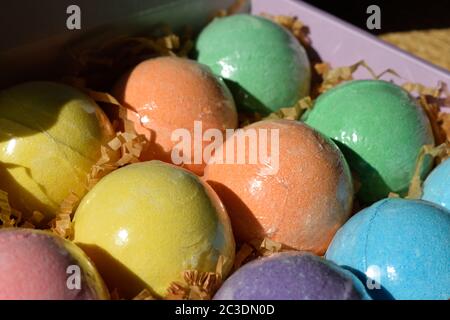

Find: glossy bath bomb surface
73;161;235;298
214;252;368;300
0;229;109;300
0;82;113;222
422;158;450;209
303;80;434;204
203;120;353;255
326;198;450;300
196;14;311;115
113;57;237;175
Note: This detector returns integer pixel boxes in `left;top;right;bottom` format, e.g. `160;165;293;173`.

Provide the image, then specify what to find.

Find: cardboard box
1;0;449;91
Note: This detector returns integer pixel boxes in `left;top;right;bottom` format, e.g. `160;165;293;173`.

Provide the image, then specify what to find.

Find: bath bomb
326;198;450;300
0;81;113;222
303;80;434;204
0;229;109;300
73;161;235;298
203;119;353;255
422;158;450;209
112;56;237;175
214;251;368;300
196;14;311;115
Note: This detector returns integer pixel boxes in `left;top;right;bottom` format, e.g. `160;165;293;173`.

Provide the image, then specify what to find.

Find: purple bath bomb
214;251;368;300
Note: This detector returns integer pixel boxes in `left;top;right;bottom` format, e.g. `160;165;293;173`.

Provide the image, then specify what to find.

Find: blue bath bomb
213;251;369;300
326;198;450;300
422;158;450;209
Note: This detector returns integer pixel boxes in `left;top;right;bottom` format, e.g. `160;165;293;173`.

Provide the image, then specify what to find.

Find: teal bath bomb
303;80;434;203
196;14;311;115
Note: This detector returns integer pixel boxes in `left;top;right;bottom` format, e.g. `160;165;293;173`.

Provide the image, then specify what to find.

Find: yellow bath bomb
0;82;113;223
73;161;235;298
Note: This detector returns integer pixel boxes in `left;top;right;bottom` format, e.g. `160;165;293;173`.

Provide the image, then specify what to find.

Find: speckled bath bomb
422;158;450;209
73;161;235;298
113;56;237;175
203;119;353;255
214;251;368;300
0;229;109;300
0;81;113;223
196;14;311;115
326;198;450;300
303;80;434;204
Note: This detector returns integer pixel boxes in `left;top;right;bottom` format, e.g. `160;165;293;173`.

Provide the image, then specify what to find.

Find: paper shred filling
133;289;157;301
232;238;286;271
407;143;450;199
215;0;248;17
0;190;15;228
65;27;194;91
166;256;226;300
262;14;311;48
315;60;401;94
403;81;450;146
264;96;313;121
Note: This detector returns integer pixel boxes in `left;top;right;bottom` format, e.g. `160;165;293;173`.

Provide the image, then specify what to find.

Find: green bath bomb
196;14;311;115
303;80;434;203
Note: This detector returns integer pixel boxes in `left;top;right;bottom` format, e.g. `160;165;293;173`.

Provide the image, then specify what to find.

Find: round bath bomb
214;251;368;300
112;56;237;175
73;161;235;298
203;119;353;255
0;228;109;300
326;198;450;300
303;80;434;204
422;158;450;209
196;14;311;115
0;81;113;222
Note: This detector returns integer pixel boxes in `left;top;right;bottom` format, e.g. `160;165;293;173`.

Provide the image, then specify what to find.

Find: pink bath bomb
0;229;109;300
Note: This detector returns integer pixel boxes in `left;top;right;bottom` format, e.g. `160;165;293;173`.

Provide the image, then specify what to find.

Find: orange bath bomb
203;119;353;255
113;57;238;175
